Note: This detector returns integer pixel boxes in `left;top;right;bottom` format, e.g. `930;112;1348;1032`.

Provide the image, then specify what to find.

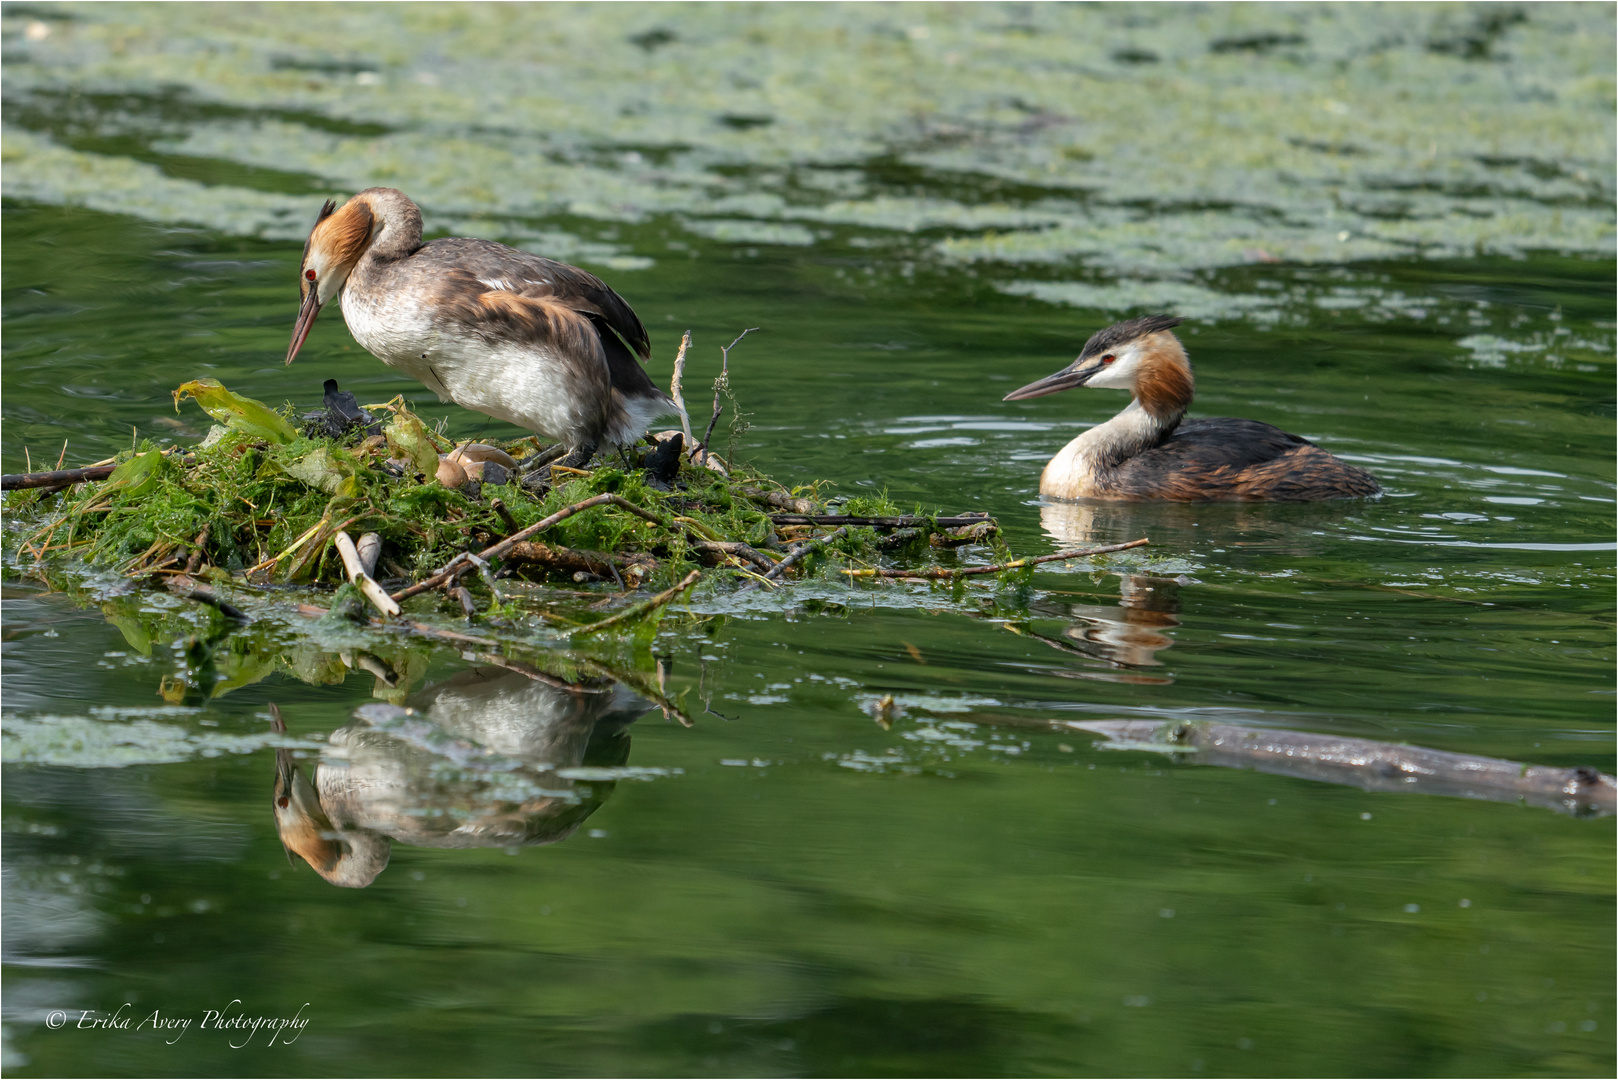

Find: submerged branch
842;538;1150;579
771;513;993;531
571;569;702;637
163;573;249;621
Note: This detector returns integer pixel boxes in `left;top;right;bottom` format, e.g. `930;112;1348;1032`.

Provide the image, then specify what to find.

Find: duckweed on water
2;3;1610;320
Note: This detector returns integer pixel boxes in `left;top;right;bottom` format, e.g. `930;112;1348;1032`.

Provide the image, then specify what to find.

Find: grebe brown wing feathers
581;311;665;403
1112;417;1380;501
417;238;651;359
428;265;605;368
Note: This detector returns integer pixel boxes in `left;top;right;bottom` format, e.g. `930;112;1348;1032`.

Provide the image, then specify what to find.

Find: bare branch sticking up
696;327;757;468
669;330;694;447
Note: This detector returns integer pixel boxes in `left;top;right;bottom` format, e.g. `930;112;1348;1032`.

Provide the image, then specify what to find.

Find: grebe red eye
304;269;317;281
1101;354;1116;364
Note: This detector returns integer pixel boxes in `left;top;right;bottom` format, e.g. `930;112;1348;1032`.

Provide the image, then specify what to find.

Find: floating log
1075;718;1616;818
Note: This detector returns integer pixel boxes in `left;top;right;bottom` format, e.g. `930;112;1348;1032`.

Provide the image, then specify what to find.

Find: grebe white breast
1004;315;1380;501
287;187;670;469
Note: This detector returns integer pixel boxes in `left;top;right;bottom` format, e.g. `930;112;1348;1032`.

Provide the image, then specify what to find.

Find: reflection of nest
274;666;652;888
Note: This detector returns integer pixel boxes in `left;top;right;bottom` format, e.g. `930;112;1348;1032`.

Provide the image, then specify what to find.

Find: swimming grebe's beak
1003;357;1103;401
286;285;322;366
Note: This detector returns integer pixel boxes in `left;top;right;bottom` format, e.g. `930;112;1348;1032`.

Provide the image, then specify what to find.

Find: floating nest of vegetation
5;374;1144;637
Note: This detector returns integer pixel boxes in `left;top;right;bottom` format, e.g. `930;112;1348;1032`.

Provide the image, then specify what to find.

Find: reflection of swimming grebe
287;187;670;470
1004;315;1380;501
1057;575;1182;669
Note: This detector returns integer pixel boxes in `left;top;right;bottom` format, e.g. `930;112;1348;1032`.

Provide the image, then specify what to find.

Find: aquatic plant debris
0;377;1161;643
0;4;1610;327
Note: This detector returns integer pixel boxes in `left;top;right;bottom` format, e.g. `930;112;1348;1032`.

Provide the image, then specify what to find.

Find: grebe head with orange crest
287;188;422;366
1003;314;1194;420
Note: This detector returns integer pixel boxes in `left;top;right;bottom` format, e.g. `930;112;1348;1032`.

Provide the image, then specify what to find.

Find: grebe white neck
1039;399;1181;500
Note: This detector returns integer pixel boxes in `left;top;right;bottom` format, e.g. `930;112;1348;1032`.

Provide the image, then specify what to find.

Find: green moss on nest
7;392;962;603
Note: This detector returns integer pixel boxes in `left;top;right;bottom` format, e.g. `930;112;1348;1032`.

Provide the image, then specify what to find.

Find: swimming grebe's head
1003;314;1193;417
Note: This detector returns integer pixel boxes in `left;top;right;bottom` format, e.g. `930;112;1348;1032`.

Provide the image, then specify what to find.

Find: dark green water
3;4;1615;1076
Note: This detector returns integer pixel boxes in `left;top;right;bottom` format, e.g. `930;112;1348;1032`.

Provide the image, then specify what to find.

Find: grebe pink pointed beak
1003;359;1102;401
286;284;322;365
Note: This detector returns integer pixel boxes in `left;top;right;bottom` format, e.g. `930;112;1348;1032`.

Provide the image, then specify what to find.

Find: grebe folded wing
1114;418;1379;501
418;238;651;359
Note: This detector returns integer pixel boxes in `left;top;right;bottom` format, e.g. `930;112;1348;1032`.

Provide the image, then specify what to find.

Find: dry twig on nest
695;327;756;468
2;464;118;491
740;526;849;592
770;513;992;530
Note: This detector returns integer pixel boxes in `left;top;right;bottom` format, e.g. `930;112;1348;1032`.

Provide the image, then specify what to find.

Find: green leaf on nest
383;410;441;477
285;446;358;497
173;379;297;444
105;448;169;497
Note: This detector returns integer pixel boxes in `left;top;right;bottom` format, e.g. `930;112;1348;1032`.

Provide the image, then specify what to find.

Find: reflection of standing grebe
271;666;653;888
1004;315;1379;501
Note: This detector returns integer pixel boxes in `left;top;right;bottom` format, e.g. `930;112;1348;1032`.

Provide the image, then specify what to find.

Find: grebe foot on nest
1004;315;1380;502
287;188;671;473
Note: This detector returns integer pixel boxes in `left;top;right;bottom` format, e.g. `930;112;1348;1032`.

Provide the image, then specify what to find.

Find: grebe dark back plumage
287;187;671;469
1004;315;1380;501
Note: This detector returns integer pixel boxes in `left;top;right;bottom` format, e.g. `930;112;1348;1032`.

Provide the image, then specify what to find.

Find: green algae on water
2;3;1610;296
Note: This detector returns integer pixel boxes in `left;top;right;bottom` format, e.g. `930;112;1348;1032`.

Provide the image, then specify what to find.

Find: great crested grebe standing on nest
1004;315;1380;501
287;187;671;470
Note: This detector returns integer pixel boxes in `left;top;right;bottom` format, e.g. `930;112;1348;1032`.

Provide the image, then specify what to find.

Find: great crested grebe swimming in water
1003;315;1380;501
287;187;671;470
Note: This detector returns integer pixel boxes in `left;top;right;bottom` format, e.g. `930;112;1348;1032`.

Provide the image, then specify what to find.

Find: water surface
2;4;1613;1077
